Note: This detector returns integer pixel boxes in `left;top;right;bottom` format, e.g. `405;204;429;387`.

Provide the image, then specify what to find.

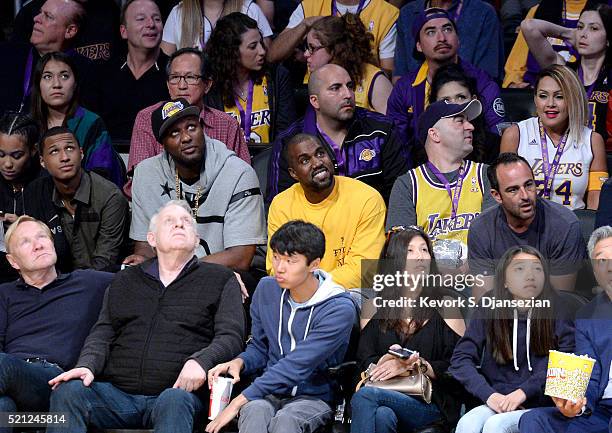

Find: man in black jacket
267;64;410;204
47;200;246;433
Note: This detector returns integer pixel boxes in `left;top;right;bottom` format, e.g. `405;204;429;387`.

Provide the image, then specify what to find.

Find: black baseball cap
151;98;201;142
412;7;456;41
417;99;482;145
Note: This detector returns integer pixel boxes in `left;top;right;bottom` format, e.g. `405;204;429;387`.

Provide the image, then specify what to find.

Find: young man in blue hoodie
205;220;357;433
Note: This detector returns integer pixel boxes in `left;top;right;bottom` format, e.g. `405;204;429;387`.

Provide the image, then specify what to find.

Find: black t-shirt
91;54;170;141
11;0;122;64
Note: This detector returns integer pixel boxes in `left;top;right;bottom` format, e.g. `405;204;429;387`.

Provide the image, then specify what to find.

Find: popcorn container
208;376;233;420
544;350;596;402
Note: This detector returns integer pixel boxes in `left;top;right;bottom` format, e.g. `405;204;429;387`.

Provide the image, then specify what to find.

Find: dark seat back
500;88;535;123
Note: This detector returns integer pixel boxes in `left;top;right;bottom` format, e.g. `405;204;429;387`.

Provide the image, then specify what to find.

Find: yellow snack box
545;350;595;402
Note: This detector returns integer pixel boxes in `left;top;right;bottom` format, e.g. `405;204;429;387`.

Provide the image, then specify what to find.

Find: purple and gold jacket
266;107;410;203
387;59;505;147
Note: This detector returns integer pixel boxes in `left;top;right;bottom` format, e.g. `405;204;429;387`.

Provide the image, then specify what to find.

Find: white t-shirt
517;117;593;210
286;0;396;59
162;0;273;49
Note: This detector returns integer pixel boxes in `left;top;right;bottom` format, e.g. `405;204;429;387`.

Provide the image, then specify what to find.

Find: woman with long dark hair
450;245;575;433
205;12;296;144
350;227;465;433
305;14;393;114
522;3;612;142
501;65;608;210
30;52;123;186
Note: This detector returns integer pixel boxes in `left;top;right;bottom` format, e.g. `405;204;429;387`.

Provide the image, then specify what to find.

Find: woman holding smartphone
350;226;466;433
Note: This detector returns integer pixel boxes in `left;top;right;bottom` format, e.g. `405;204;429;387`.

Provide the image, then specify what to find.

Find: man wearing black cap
124;98;266;271
387;99;496;268
387;7;504;151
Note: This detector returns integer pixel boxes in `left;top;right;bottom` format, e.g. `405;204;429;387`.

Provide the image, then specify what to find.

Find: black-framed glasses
304;44;326;55
168;74;203;85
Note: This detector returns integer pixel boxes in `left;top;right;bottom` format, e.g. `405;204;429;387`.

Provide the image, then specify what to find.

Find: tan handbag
355;359;433;404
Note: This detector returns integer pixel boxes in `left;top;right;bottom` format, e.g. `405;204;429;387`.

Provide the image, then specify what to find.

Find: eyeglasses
168;74;203;85
304;44;326;55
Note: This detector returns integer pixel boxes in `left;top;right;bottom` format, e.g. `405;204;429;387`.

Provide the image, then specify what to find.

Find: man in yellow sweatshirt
266;133;386;289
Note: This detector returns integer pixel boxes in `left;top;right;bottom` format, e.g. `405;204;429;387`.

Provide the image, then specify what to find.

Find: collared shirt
94;54;169;141
125;103;250;197
0;270;111;370
48;171;128;270
144;256;199;290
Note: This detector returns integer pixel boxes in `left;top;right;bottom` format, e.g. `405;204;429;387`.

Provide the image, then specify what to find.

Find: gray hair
587;225;612;258
148;200;195;233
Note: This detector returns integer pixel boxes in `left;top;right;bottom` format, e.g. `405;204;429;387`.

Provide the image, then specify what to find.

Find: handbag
355;359;433;404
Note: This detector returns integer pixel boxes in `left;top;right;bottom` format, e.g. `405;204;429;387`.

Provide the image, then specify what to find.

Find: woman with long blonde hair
161;0;272;54
501;64;608;210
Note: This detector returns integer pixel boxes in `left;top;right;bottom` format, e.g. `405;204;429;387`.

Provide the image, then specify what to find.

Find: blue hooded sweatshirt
449;300;575;408
238;270;356;403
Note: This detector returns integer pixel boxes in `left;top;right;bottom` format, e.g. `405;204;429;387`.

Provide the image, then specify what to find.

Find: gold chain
175;172;202;217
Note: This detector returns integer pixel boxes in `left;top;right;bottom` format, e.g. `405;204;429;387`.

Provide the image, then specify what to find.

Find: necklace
175;172;203;217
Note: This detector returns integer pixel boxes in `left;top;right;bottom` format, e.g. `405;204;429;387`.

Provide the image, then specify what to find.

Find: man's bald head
308;64;355;122
31;0;86;53
308;64;349;96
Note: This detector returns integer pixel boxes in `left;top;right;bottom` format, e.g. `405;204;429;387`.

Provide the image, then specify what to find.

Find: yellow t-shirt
413;161;486;246
355;63;385;111
225;76;270;143
301;0;398;62
266;176;386;289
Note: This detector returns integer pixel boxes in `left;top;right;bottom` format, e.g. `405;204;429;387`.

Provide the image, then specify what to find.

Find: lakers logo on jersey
412;161;485;246
359;149;376;162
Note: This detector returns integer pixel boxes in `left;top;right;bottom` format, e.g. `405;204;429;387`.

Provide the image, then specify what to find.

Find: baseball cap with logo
151;98;201;142
417;99;482;145
412;7;456;41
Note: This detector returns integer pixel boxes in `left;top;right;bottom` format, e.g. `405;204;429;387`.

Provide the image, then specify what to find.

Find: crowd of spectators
1;0;612;432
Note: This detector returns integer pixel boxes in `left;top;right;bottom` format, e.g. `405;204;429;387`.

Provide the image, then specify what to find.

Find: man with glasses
89;0;168;141
125;47;249;198
267;64;408;204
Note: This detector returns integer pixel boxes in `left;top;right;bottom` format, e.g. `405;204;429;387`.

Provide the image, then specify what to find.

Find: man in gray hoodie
124;98;266;272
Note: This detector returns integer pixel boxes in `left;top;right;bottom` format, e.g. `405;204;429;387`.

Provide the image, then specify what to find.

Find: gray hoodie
130;135;266;256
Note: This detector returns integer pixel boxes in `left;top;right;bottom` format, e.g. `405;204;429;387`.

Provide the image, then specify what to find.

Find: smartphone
388;347;416;359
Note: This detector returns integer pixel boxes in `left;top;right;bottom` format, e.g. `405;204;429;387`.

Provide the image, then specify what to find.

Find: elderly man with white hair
47;200;246;433
519;225;612;433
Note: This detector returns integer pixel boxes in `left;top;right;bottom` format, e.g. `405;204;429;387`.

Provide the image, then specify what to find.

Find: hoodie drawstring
303;306;314;340
526;308;533;372
277;289;286;356
512;308;533;372
513;309;519;371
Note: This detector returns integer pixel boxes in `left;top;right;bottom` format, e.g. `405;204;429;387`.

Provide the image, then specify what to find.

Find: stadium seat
500;88;534;123
574;209;596;246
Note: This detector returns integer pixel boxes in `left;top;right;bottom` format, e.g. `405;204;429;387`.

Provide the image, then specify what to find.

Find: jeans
456;404;530;433
519;400;612;433
0;353;64;433
238;395;333;433
47;380;204;433
350;386;441;433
